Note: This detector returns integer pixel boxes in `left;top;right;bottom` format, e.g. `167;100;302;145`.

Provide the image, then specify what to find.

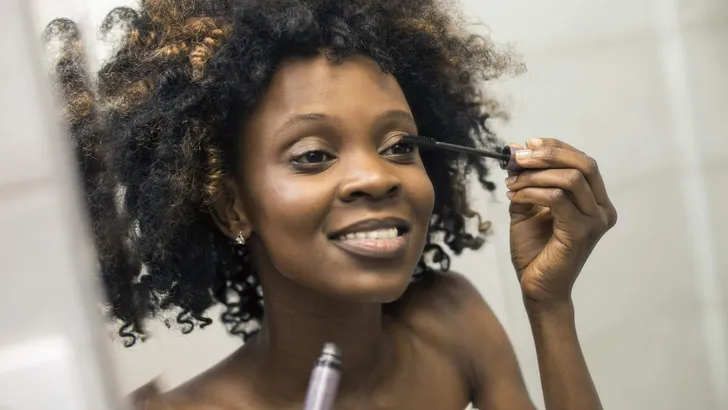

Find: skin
140;52;617;410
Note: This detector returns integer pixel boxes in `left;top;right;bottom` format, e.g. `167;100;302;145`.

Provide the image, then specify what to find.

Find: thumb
507;143;525;180
507;143;533;217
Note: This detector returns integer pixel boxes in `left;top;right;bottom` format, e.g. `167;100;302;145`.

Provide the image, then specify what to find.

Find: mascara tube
302;343;342;410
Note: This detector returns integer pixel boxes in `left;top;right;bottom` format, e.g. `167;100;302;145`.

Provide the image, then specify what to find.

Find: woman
49;0;617;409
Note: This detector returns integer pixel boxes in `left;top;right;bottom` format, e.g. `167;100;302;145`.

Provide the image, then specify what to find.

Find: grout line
656;1;728;408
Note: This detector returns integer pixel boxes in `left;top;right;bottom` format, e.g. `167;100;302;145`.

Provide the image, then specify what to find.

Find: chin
324;266;414;304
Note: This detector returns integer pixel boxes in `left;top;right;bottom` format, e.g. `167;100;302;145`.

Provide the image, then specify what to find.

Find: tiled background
13;0;728;409
460;0;728;408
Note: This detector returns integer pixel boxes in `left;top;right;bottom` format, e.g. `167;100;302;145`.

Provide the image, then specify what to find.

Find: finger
505;143;535;217
506;169;599;216
506;143;525;178
513;147;610;206
509;201;542;218
507;187;584;224
526;137;584;154
505;143;537;218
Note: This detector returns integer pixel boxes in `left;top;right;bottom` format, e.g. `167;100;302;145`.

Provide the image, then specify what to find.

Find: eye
292;150;335;164
382;140;416;157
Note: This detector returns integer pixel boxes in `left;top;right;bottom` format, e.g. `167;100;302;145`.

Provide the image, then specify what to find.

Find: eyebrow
275;109;417;136
375;110;417;128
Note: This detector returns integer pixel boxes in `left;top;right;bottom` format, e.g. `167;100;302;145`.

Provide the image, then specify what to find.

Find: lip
328;217;411;260
327;217;411;239
331;233;409;260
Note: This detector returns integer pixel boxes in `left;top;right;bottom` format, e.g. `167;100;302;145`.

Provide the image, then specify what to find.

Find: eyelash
381;140;417;157
290;136;417;171
292;150;335;165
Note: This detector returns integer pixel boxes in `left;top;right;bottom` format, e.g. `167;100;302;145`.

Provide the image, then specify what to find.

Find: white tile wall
468;0;728;409
681;23;728;166
584;307;718;410
677;0;728;27
485;34;679;187
706;168;728;348
571;173;701;337
460;0;660;54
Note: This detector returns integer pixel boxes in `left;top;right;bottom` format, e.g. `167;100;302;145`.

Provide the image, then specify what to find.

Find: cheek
248;173;333;239
244;173;333;281
407;167;436;221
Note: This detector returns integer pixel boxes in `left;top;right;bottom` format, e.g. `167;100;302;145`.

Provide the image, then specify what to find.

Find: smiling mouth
328;222;411;260
334;227;406;241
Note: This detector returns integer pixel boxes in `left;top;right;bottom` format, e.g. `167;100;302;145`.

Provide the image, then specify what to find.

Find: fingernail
505;176;517;186
506;191;515;199
515;149;532;160
527;138;543;147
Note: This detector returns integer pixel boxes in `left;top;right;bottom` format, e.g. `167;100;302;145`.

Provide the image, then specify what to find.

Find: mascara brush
401;135;523;171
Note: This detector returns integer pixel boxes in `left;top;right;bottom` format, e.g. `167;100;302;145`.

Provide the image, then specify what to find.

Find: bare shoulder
390;270;532;409
391;270;506;354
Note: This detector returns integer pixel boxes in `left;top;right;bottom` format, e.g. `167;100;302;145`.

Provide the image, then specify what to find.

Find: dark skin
141;53;616;410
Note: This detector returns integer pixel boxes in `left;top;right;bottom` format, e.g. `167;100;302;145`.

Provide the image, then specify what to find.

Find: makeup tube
302;343;342;410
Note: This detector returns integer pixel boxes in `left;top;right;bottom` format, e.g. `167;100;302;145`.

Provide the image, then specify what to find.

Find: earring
235;231;246;246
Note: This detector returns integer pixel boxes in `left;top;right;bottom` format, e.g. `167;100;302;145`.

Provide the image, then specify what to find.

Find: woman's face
237;53;434;303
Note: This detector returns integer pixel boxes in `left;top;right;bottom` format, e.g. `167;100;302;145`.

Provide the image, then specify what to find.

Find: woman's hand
505;138;617;313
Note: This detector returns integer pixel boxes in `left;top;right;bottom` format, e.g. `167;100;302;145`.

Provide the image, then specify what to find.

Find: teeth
339;228;399;241
365;231;378;239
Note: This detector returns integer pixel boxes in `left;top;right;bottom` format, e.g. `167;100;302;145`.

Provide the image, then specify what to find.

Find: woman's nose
337;153;402;202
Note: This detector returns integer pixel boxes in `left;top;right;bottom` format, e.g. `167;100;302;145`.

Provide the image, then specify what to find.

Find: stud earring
235;231;246;246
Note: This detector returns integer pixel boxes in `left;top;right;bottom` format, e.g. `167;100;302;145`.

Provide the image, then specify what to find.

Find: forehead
246;53;411;133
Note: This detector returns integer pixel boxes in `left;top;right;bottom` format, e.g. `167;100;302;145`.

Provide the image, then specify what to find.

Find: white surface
656;0;727;404
0;0;124;408
473;0;728;408
0;337;85;410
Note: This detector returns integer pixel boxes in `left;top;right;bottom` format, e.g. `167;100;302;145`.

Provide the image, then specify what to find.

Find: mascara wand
401;135;523;172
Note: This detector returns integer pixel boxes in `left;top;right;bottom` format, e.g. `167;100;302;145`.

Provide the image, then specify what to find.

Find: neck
241;257;394;404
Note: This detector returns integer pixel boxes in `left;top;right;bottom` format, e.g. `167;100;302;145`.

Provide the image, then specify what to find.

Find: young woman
49;0;616;408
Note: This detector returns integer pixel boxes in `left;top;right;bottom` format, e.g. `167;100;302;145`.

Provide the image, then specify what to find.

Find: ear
210;177;252;241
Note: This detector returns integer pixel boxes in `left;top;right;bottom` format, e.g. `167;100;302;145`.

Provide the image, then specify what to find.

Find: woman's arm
493;137;616;410
447;273;600;410
527;301;602;410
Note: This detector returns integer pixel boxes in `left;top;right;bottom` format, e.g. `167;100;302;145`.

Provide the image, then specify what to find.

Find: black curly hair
46;0;520;347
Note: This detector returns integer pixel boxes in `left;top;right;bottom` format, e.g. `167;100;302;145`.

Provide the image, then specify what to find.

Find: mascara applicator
401;136;523;172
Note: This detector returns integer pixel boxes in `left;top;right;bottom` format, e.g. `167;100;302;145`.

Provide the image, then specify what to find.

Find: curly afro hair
46;0;520;347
